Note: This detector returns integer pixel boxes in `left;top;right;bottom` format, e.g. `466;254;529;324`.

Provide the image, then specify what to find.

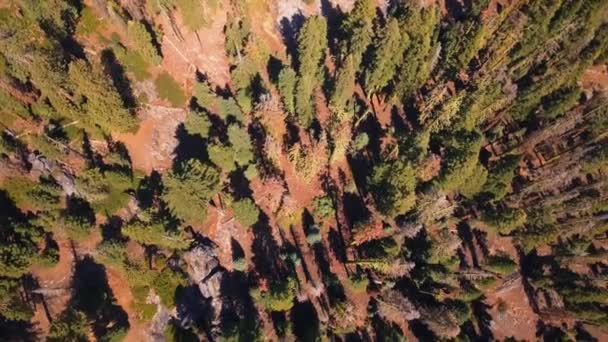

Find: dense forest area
0;0;607;341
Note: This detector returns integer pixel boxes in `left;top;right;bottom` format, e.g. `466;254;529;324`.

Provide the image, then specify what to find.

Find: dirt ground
580;64;608;95
486;276;539;341
157;3;232;90
106;267;148;342
29;235;75;337
113;106;187;174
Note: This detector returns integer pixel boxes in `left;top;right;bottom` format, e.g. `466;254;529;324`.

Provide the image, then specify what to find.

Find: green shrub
162;159;221;224
184;110;211;138
353;133;369;151
347;273;368;293
483;208;527;234
233;257;247;272
251;278;296;312
47;309;89;342
127;20;161;65
132;285;156;321
312;195;335;221
484;254;517;275
232;198;260;227
151;268;187;308
306;225;323;245
114;45;151;81
208;143;236;172
155;72;187;107
76;6;102;36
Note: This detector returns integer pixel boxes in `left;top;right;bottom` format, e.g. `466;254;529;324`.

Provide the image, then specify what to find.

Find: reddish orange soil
106;267;148;342
581;64;608;94
158;2;232;89
315;89;332;126
486;276;539;341
30;234;75;337
113;106;187;174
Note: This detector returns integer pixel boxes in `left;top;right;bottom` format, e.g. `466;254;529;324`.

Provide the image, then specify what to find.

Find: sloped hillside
0;0;607;341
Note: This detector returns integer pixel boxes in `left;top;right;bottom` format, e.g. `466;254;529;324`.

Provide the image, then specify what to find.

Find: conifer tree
68;59;139;133
278;66;297;114
294;15;328;127
127;20;162;65
364;18;409;96
162;159;221;223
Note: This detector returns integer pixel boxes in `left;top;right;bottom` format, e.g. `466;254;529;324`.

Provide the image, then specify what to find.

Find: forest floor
113;106;186;174
18;1;608;340
486;275;538;341
157;3;232;90
106;267;148;342
29;230;102;337
581;64;608;94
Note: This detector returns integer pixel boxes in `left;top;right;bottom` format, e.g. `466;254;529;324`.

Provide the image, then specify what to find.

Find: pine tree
228;123;254;166
232;198;260;227
329;54;356;114
395;4;440;99
340;0;375;64
294;15;328;127
162;159;221;223
368;158;417;217
127;20;162;65
68;59;138;133
278;66;297;114
184;110;212;138
364;18;409;96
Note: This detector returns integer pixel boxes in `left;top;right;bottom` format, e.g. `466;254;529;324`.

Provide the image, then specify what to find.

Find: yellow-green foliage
68;59;139;133
76;6;102;36
122;218;190;250
162;159;221;224
114;44;151;81
74;168;134;215
437;130;486;194
127;20;162;65
484;208;527;234
232;198;260;227
368;159;417;217
295;15;327;126
176;0;216;31
251;277;296;312
155;72;187;107
364;18;409;95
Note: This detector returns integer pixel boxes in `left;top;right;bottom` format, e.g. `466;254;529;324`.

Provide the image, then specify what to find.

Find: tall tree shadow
172;124;209;167
409;319;438;341
70;255;129;340
136;170;163;209
457;221;480;267
0;318;38;342
279;13;306;66
328;227;347;263
228;168;253;200
251;212;289;283
291;300;320;342
100;216;125;242
100;49;137;109
174;284;215;340
341;191;370;228
472;298;494;340
218;271;260;341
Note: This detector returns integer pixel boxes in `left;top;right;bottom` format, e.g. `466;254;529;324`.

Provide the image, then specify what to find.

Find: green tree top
364;18;409;95
68;59;139;133
296;15;328;80
127;20;162;65
340;0;375;64
162;159;221;224
368;158;417;217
